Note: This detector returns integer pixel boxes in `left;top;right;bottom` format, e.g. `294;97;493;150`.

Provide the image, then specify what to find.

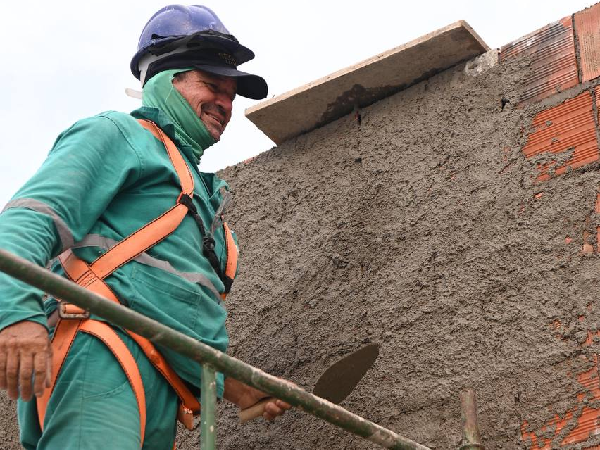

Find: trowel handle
239;397;273;423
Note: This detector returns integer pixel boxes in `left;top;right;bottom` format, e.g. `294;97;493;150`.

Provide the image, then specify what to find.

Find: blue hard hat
131;5;267;99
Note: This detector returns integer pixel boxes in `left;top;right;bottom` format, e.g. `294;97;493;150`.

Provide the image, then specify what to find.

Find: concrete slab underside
246;20;488;145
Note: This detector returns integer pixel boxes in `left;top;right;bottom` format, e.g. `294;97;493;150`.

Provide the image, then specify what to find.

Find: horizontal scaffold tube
0;249;430;450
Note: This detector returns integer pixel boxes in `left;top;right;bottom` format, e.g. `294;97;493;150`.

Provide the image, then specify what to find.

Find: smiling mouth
206;113;224;128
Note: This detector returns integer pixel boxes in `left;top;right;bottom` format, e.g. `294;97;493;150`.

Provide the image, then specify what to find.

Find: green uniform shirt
0;106;235;397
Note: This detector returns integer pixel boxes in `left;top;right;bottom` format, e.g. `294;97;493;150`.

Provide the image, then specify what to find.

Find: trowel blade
313;343;380;404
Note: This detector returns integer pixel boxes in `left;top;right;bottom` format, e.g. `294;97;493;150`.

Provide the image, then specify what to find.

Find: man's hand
224;377;291;421
0;321;51;401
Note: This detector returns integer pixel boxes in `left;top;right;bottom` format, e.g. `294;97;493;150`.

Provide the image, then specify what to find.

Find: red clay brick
575;4;600;82
563;406;600;445
522;91;599;179
583;228;594;254
583;243;595;254
501;17;579;105
562;361;600;445
596;85;600;122
522;355;600;448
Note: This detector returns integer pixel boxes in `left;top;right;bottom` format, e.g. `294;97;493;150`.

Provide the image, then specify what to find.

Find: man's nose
214;94;233;117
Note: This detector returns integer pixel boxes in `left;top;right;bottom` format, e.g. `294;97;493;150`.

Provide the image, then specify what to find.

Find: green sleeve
0;113;143;332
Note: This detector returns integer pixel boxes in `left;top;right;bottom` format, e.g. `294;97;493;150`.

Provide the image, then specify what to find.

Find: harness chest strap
96;119;237;287
91;120;194;279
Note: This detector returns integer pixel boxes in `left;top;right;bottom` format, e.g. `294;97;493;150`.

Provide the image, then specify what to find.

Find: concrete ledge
246;21;489;145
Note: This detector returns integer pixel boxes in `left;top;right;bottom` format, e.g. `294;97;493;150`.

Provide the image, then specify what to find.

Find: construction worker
0;5;289;449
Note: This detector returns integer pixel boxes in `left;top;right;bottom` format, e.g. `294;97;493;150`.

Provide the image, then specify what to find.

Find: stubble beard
201;106;226;142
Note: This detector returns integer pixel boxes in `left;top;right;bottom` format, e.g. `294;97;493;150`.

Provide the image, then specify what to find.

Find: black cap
144;49;268;100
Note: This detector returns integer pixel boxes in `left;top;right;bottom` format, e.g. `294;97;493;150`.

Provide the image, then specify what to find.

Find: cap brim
193;64;268;100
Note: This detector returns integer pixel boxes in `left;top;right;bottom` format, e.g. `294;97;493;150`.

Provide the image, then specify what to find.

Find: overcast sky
1;0;596;205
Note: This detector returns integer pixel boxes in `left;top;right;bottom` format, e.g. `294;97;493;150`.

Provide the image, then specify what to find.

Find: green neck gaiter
142;69;215;165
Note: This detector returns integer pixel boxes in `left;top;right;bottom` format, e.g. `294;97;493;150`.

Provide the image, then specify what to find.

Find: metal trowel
239;343;380;423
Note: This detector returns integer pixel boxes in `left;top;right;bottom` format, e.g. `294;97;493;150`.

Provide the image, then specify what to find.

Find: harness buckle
177;404;196;430
58;302;90;320
203;235;216;253
177;193;195;211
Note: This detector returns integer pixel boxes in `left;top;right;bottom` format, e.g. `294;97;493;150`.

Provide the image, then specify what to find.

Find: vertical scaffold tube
201;365;217;450
460;389;484;450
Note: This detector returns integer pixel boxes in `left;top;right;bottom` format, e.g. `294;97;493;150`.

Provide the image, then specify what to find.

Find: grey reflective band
2;198;74;251
73;234;222;299
210;189;232;234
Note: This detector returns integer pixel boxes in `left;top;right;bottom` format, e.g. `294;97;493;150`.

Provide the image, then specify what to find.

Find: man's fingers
277;400;291;410
263;399;291;421
19;352;34;402
0;322;51;400
265;400;291;412
5;347;19;400
45;348;52;388
33;351;49;398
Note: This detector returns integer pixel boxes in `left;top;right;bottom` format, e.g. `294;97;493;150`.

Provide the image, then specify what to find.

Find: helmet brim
131;32;255;81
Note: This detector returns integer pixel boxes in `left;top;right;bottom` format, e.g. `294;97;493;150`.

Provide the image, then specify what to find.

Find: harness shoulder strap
137;120;194;194
221;222;238;300
91;120;194;279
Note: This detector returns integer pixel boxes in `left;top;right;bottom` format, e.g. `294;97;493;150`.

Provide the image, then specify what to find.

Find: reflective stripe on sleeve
2;198;75;251
210;189;232;235
74;234;222;300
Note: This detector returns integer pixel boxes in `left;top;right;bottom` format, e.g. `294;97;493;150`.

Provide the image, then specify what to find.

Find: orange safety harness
37;119;238;447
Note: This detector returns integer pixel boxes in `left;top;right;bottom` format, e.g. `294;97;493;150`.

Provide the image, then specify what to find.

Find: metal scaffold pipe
201;364;217;450
0;249;430;450
460;390;484;450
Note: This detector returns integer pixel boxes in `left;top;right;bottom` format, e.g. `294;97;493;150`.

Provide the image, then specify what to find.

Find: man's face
172;70;237;142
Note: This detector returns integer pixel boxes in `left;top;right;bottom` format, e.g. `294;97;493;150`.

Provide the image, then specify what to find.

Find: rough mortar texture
2;52;600;449
0;392;20;449
214;52;600;450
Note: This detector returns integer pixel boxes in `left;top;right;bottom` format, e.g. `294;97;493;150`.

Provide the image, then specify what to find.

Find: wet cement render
2;50;600;449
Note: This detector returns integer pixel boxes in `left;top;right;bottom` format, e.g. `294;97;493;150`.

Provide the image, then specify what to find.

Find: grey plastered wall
3;34;600;450
211;50;600;450
0;394;19;449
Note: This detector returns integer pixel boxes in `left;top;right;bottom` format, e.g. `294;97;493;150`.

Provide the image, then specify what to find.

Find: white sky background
0;0;596;206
